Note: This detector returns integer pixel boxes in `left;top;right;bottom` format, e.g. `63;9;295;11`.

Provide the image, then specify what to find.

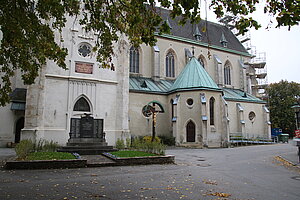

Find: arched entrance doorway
186;120;195;142
15;117;24;143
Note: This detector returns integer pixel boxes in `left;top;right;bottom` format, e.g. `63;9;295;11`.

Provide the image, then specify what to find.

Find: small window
74;97;90;112
166;51;175;77
209;97;215;125
171;99;174;120
78;43;92;57
249;111;256;121
129;46;140;73
224;64;231;85
187;98;194;106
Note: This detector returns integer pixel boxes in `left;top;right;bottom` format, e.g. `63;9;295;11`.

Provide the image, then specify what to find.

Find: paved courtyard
0;143;299;200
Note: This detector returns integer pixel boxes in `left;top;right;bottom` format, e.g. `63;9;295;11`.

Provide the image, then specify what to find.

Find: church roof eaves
223;88;266;103
129;77;173;94
155;33;251;57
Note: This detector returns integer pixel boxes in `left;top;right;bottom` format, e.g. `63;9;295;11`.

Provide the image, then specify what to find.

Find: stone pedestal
59;114;117;155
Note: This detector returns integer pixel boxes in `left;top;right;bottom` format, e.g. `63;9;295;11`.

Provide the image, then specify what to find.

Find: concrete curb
4;159;87;170
3;154;175;170
102;153;175;166
275;156;300;169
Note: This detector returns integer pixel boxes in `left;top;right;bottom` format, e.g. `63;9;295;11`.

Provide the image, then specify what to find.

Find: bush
33;139;59;152
143;136;161;143
42;140;59;152
34;139;45;152
130;137;166;155
15;139;59;160
15;140;35;160
126;138;131;148
159;135;176;146
116;138;125;149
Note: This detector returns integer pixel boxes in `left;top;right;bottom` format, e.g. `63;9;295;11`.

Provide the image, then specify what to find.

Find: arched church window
209;97;215;125
129;46;140;73
74;97;90;112
166;51;175;77
224;63;231;85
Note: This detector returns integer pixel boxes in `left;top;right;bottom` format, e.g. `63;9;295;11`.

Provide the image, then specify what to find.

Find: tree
266;81;300;136
1;0;299;106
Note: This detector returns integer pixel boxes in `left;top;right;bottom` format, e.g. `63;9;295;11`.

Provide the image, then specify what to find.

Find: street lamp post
292;104;300;163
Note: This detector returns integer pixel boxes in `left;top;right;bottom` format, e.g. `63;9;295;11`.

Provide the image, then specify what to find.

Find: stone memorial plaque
94;119;104;138
70;118;81;138
80;115;94;138
75;62;93;74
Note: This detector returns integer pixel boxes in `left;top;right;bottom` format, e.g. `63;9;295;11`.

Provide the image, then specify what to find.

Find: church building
0;8;271;148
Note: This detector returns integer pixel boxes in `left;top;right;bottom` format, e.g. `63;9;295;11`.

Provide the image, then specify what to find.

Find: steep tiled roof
168;57;221;93
156;7;248;54
223;88;265;103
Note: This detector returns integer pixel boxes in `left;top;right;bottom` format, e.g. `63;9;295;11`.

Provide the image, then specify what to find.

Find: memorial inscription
70;115;103;139
80;115;94;138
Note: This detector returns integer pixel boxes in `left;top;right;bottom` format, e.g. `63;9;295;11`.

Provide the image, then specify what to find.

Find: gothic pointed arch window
166;50;175;77
73;97;90;112
224;62;231;85
129;46;140;73
209;97;215;125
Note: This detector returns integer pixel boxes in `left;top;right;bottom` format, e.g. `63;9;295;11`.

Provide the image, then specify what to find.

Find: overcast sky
200;0;300;84
251;25;300;84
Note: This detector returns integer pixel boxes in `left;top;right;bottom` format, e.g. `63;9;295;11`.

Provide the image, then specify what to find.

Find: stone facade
0;11;271;148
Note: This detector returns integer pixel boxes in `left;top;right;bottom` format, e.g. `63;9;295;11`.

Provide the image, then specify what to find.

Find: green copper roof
223;88;265;103
168;57;222;93
129;77;173;94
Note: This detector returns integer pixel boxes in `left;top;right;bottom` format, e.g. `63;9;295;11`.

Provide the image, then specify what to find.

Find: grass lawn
109;151;158;158
26;152;76;160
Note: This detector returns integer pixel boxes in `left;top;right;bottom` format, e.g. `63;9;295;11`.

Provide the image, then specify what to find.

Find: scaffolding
219;16;268;98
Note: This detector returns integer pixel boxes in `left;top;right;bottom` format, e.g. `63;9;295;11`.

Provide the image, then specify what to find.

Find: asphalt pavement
0;142;299;200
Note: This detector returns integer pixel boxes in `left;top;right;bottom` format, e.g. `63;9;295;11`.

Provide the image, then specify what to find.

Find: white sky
200;0;300;84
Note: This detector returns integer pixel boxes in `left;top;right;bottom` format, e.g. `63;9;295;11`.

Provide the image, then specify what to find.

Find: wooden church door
186;121;195;142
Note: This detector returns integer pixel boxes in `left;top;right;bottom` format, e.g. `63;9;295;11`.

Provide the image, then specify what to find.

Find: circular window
249;111;256;121
78;43;92;57
187;98;194;106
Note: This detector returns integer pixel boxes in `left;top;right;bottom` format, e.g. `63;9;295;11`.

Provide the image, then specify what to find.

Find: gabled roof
223;88;265;103
156;7;249;55
168;57;222;93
